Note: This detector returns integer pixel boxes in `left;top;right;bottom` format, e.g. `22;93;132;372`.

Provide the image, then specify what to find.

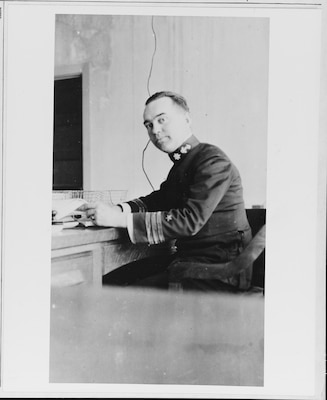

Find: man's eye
145;123;152;130
158;117;166;124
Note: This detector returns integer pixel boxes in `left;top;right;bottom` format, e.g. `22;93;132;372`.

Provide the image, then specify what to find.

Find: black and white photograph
0;1;325;398
49;13;268;386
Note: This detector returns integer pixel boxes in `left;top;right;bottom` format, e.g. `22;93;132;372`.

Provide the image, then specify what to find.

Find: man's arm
131;150;235;244
124;183;170;213
79;148;238;246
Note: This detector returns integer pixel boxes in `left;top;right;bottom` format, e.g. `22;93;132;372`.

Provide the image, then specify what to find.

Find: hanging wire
146;16;157;97
142;16;157;191
142;140;155;191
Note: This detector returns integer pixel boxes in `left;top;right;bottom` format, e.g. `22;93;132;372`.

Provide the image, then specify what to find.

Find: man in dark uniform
81;91;252;291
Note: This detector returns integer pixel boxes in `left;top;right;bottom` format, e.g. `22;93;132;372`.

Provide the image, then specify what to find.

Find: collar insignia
170;142;192;163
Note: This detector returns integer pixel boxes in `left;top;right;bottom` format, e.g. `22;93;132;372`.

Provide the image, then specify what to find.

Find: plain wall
55;15;269;207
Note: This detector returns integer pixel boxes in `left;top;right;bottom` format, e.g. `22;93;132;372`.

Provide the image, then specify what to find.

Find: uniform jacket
127;135;251;261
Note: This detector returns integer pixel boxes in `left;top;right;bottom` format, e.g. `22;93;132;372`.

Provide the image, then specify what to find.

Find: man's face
143;97;191;153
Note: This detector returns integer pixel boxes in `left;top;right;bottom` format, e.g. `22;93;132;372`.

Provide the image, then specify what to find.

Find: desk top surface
51;226;127;250
50;286;264;386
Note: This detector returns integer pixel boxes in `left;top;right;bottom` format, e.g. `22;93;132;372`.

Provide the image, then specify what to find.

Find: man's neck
170;133;193;153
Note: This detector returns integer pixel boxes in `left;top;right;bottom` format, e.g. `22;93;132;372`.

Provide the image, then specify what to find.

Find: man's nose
151;121;161;136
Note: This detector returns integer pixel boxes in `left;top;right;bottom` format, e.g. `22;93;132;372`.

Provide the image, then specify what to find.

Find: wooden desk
51;227;171;288
51;209;266;289
50;285;264;386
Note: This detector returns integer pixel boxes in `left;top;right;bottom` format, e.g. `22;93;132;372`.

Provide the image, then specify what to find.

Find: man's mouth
156;137;168;145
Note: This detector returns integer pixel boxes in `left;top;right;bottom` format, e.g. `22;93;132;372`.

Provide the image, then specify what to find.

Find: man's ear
185;113;192;126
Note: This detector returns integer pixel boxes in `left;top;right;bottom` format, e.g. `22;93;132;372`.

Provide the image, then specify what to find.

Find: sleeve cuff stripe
145;212;164;244
128;198;147;212
145;213;153;244
151;212;160;244
156;212;165;243
135;199;147;212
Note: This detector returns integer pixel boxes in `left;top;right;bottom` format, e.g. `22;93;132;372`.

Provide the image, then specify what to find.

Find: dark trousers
102;255;250;292
102;255;174;290
102;229;253;292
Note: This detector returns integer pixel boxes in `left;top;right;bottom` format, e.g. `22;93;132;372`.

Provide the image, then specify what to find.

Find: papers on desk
52;198;87;221
52;198;94;229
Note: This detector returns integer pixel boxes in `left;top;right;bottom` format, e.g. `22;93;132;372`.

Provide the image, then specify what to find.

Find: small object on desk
76;219;95;228
52;220;80;233
52;222;63;234
52;199;95;229
62;221;79;229
52;198;87;221
52;190;128;205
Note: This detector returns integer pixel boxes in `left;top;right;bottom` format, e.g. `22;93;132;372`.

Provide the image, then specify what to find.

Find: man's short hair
145;91;190;113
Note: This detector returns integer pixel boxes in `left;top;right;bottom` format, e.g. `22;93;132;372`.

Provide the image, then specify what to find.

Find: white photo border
1;1;325;398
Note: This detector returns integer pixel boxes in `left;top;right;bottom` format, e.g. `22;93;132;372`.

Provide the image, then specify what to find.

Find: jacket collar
168;135;200;163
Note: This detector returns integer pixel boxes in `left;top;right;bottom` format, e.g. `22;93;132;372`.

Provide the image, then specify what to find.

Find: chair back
168;225;266;291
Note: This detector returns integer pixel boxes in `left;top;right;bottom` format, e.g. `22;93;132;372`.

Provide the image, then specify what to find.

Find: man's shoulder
194;142;230;160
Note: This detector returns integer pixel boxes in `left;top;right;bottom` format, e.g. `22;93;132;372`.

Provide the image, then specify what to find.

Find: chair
168;225;266;293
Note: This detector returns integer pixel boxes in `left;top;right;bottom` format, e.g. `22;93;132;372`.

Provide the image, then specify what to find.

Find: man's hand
78;202;127;228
